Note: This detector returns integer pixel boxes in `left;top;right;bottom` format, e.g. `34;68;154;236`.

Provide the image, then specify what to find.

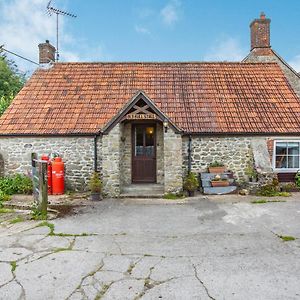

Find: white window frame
273;140;300;172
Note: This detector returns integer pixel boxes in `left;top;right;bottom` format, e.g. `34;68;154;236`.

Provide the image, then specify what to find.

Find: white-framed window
273;140;300;172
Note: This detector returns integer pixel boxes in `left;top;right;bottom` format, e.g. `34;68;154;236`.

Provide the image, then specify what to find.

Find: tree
0;51;26;116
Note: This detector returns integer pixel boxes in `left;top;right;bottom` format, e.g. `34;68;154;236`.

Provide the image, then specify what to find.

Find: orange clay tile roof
0;62;300;135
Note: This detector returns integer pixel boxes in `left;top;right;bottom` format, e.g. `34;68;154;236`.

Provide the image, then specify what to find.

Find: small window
274;141;300;170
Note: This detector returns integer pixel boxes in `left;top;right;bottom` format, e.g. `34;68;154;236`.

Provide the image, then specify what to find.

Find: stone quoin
1;13;300;197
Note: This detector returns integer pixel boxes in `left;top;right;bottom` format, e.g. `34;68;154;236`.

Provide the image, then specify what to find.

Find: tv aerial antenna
46;0;77;62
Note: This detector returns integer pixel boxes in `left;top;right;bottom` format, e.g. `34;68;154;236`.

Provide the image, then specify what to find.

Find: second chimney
250;12;271;50
38;40;56;64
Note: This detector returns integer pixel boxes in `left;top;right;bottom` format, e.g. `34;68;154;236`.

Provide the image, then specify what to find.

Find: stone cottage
0;13;300;197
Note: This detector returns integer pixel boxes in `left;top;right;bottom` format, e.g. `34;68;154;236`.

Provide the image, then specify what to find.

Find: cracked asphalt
0;195;300;300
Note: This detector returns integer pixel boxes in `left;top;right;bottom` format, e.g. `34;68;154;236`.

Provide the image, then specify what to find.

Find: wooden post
32;152;48;216
39;161;48;215
31;153;39;205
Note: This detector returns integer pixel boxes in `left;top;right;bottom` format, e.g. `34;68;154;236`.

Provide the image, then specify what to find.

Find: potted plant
183;172;199;197
88;172;102;201
208;161;226;174
211;175;230;187
245;165;258;182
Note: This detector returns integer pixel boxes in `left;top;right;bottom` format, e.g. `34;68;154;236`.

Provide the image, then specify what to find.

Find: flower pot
188;190;195;197
211;181;229;187
209;167;226;174
90;193;101;201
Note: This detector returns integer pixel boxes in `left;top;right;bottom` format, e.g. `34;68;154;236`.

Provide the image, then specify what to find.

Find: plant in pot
245;164;258;182
88;172;102;201
183;172;199;197
208;161;226;174
211;174;230;187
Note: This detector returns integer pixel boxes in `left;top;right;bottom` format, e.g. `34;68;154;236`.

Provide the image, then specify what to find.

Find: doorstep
120;183;164;198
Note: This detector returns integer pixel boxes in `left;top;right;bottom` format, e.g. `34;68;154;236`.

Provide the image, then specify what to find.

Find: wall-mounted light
163;119;168;133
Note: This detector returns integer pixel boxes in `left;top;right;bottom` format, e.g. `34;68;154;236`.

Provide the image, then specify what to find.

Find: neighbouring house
0;13;300;197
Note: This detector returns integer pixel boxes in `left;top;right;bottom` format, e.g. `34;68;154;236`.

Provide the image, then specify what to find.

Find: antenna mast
46;1;77;62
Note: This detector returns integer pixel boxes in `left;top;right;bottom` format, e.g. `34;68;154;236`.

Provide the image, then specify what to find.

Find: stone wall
182;136;252;180
245;52;300;98
0;136;95;190
101;124;121;197
164;128;182;193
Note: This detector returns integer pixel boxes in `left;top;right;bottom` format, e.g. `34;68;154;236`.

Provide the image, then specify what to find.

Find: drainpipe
94;135;98;172
188;135;192;174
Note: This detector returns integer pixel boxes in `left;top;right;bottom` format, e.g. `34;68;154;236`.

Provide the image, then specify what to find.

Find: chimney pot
38;40;56;64
260;12;266;20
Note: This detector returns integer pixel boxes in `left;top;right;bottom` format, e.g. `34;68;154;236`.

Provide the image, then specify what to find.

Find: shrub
257;179;291;197
295;172;300;188
0;174;32;195
0;190;11;202
183;172;199;192
88;172;102;193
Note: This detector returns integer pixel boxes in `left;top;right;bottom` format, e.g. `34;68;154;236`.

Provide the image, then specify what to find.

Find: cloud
204;37;247;61
0;0;110;74
288;55;300;72
135;25;151;35
160;0;181;26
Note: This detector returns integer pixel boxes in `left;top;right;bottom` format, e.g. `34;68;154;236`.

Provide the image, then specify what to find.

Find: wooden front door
132;124;156;183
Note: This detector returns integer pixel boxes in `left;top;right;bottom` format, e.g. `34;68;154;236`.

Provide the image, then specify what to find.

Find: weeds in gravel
9;216;24;224
0;208;14;213
10;261;17;272
278;235;296;242
251;199;286;204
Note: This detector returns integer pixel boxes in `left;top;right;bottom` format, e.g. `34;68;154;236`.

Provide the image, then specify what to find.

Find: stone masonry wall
245;52;300;98
182;136;252;180
164;128;182;193
0;136;95;191
101;124;121;197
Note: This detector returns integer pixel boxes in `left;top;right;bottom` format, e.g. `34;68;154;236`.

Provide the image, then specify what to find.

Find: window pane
276;142;287;155
135;127;144;156
287;142;299;155
145;127;154;157
276;155;287;168
288;156;299;168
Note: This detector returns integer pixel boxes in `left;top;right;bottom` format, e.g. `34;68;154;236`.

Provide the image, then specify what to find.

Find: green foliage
0;208;14;213
31;207;47;220
245;165;257;179
10;261;17;272
209;161;224;167
0;53;25;116
0;190;11;202
88;172;102;193
9;216;24;224
278;235;296;242
183;172;199;192
0;174;32;195
251;199;286;204
163;192;184;200
256;178;290;197
295;172;300;188
38;221;55;235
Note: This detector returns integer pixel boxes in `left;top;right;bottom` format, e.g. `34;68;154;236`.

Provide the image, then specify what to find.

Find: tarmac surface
0;195;299;300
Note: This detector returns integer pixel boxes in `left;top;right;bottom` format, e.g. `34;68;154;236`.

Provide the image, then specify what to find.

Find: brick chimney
250;12;271;50
38;40;56;64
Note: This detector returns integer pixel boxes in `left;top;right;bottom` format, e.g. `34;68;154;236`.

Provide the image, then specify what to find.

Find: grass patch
0;208;14;213
251;199;287;204
278;235;296;242
10;261;17;272
163;192;184;200
9;216;24;224
38;221;55;235
53;232;91;237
